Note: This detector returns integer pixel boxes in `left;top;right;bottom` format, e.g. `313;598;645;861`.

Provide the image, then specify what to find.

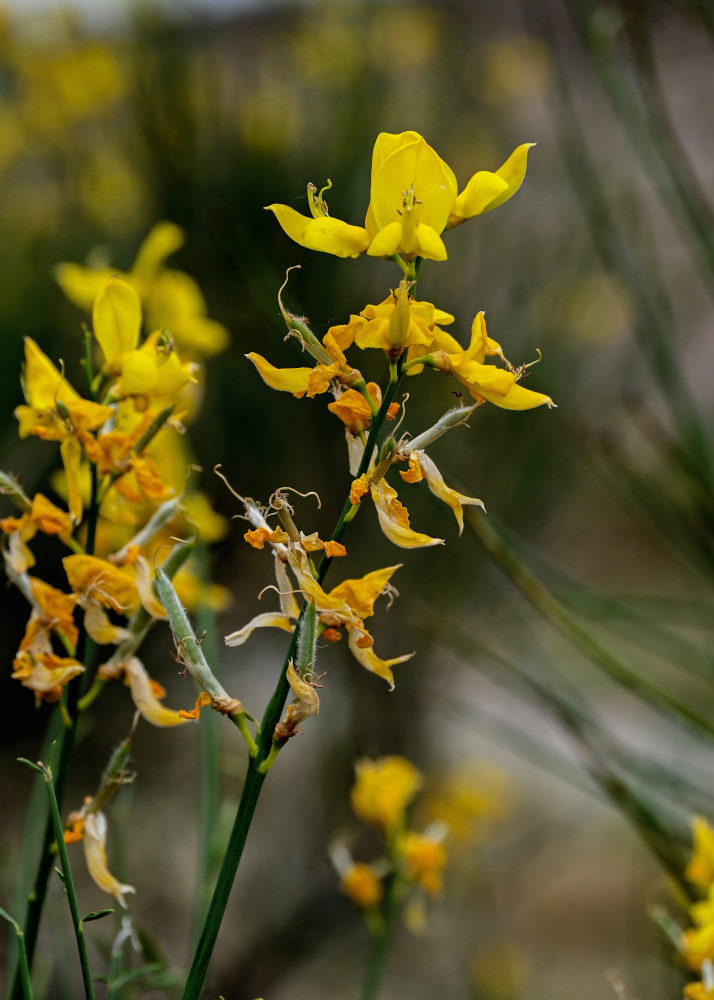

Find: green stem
19;758;95;1000
181;360;405;1000
0;910;33;1000
361;877;401;1000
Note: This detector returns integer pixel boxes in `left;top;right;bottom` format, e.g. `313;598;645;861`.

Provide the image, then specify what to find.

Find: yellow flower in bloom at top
328;281;455;358
351;756;422;832
267;130;534;261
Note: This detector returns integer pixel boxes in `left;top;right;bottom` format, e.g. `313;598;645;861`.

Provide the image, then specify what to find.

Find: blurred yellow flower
340;862;383;909
351;756;422;832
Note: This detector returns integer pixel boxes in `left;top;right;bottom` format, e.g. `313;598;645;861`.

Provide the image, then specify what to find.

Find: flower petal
124;657;191;727
93;278;142;366
370;480;444;549
266;204;369;258
225;611;295;647
246;352;312;397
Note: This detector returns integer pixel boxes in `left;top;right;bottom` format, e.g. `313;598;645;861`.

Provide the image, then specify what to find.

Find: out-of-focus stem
18;758;95;1000
466;510;714;740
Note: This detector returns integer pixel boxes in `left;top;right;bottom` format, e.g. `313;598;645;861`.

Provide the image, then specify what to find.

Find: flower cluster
2;224;230;904
330;757;447;931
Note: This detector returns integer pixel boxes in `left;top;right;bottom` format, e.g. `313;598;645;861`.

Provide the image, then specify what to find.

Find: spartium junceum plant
2;131;553;1000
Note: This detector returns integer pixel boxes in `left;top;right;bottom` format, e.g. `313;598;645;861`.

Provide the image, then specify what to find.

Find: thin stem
181;358;405;999
361;877;401;1000
19;758;96;1000
0;910;33;1000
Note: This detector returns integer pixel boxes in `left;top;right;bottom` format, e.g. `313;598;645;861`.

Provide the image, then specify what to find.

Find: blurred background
1;0;713;997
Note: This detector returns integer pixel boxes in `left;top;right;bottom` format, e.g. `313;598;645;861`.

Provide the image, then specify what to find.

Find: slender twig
0;909;33;1000
18;756;96;1000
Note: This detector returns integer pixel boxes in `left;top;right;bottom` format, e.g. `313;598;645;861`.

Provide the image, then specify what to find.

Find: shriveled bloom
12;614;83;704
267;130;533;261
63;554;138;644
122;657;191;728
399;450;484;534
1;493;74;573
351;756;422;832
82;811;136;908
273;660;320;740
367;478;444;549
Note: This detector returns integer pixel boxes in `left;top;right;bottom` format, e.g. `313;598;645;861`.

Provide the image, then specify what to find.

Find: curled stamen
277;266;301;323
389;392;410;437
257;583;302;602
270;486;322;510
214;464;249;504
382;582;400;611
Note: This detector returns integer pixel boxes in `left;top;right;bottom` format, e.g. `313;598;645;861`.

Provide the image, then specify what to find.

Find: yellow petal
351;756;422;830
82;603;132;645
347;628;413;690
449;143;535;226
54;263;118;311
131;221;185;280
133;556;168;620
366;220;403;258
286;547;359;620
329;565;401;619
93;278;142;366
22;337;79;410
369;132;456;236
60;436;83;523
414;223;447;261
246;352;312;397
224;611;295;646
370;480;444;549
266;204;369;258
275;551;300;619
124;656;190;727
83;811;136;907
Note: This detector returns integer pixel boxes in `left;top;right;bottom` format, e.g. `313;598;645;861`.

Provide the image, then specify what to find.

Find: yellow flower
340;863;383;909
351;756;422;832
412;312;554;411
14;338;113;520
268;131;533;261
399;831;447;898
685;983;714;1000
328;282;454;358
55;221;229;357
92;278;196;401
687;818;714;888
